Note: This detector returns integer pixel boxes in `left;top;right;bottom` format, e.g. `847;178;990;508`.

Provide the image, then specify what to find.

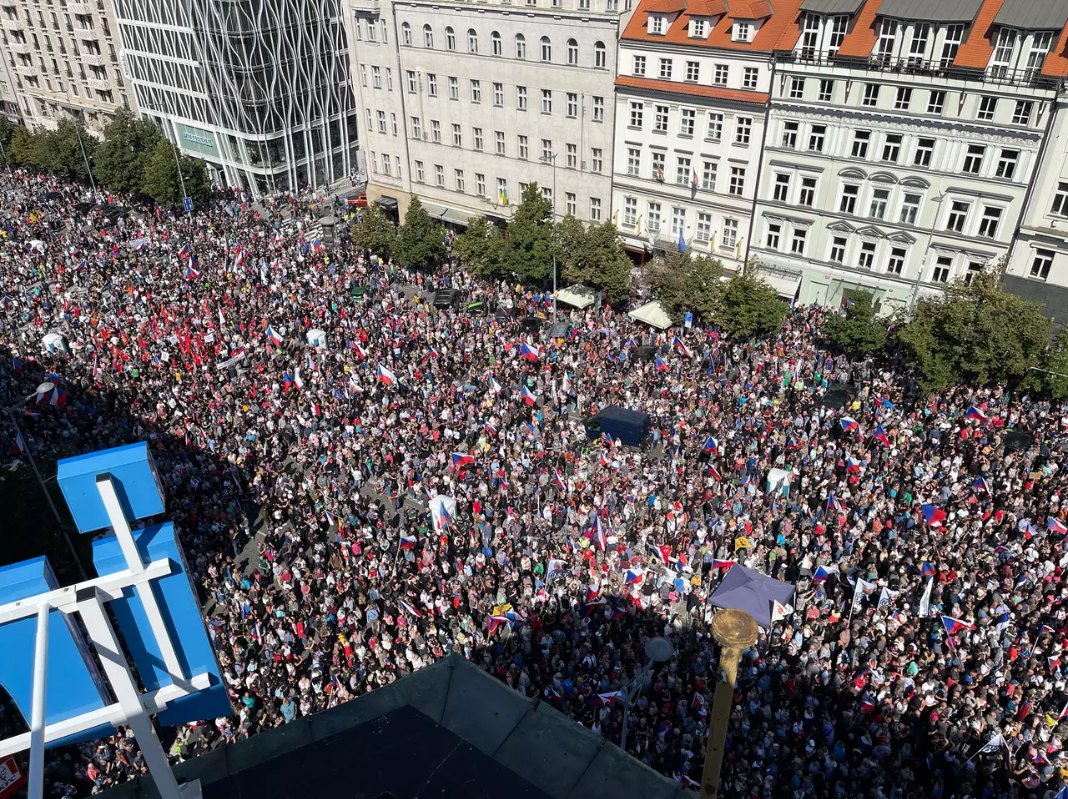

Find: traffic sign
182;196;193;213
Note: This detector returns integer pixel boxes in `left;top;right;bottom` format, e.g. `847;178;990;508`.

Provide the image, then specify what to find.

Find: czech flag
813;564;835;583
922;504;947;528
710;559;735;572
941;615;972;635
554;468;567;490
488;375;503;394
519;342;540;361
872;423;890;446
398;598;423;617
377;364;397;385
707;463;722;481
920;561;936;577
592;691;625;706
603;432;614;448
519;385;536;406
655;355;669;373
351;341;368;359
451;452;475;469
965;406;989;422
399;535;418;550
1049;518;1068;535
672;335;691;357
266;325;283;346
625;568;644;585
177;243;191;260
183;263;200;280
972;476;989;493
702;436;719;455
840;416;859;433
845;456;862;473
828;493;843;514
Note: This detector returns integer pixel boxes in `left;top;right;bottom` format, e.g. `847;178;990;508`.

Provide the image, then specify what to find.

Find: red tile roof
726;0;771;19
834;0;879;58
615;74;770;104
1041;24;1068;77
621;0;804;52
952;0;1004;69
687;0;727;16
643;0;687;12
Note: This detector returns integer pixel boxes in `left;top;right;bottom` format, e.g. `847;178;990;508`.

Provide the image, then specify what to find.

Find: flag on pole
813;564;837;583
941;615;973;635
828;493;844;514
965;406;990;422
377;364;397;385
852;578;877;610
519;385;537;406
918;576;933;617
266;325;283;346
710;559;735;572
921;504;947;528
672;335;691;357
655;355;669;373
450;452;475;469
872;423;890;446
625;567;645;585
972;475;989;493
771;600;789;622
702;436;719;455
840;416;859;433
488;375;503;394
519;342;540;361
1049;518;1068;535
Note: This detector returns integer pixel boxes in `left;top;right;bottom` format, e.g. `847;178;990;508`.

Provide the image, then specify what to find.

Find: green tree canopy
10;126;47;168
553;217;632;304
823;291;888;356
42;120;96;181
141;139;210;206
896;266;1052;393
94;109;162;194
453;215;503;277
714;272;788;339
646;250;723;323
503;183;554;283
350;204;397;258
392;197;447;269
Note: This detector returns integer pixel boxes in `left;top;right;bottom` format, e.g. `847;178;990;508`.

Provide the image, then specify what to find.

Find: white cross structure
0;474;209;799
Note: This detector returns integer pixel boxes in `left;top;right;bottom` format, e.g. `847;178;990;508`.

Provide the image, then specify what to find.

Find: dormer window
649;14;666;34
690;18;708;38
732;21;752;42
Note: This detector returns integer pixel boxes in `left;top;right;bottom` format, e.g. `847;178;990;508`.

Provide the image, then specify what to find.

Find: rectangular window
900;193;920;225
735;117;752;145
1013;100;1033;125
707;113;723;141
679;108;695;137
659;57;672;79
713;64;728;85
476;173;485;196
829;15;848;53
782;121;798;148
541;139;553;161
633;55;646;76
852;130;871;159
773;174;791;202
651;152;666;181
877;18;896;61
882;134;902;162
722;218;738;249
869;188;890;219
498;178;508;202
809;125;825;152
496;131;505;155
654;105;669;133
862;84;880;107
377;110;387;133
473;127;483;150
685;61;700;82
449;76;458;100
435;164;445;187
1026;30;1055;75
1030;249;1054;280
840;184;859;214
414;160;424;183
691;19;707;38
431;119;441;142
962;144;985;174
978;206;1002;238
744;67;759;90
517;86;527;110
858;241;876;269
818;79;833;102
799;176;816;207
675;156;691;185
541;90;552;113
996;149;1019;179
729;166;745;196
1051;181;1068;216
894;86;912;110
701;160;717;191
411;117;422;139
428;73;438;96
566;93;578;118
946;200;970;233
829;236;846;263
590;197;602;222
789;77;804;99
624;197;638;227
593;96;604;122
978;96;997;121
927;90;946;115
765;222;781;249
629;101;643;128
932;256;952;283
452;123;462;147
566;143;577;169
455;169;465;192
941;24;964;67
566;193;577;216
696;212;712;243
406;70;417;92
518;135;529;159
888;247;906;274
914;138;934;167
791;227;807;255
493;82;503;106
648;202;661;232
627;147;641;176
671;207;686;238
372;66;382;88
991;27;1016;77
909;22;929;59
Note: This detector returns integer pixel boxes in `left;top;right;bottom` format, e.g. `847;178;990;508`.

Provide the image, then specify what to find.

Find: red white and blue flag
399;535;418;550
872;423;890;446
625;567;644;585
451;452;475;469
519;342;540;361
377;364;397;385
519;385;537;406
1049;518;1068;535
655;355;669;373
941;615;973;635
840;416;859;433
672;335;691;357
702;436;719;455
592;691;625;706
922;504;947;528
965;405;990;422
266;325;283;346
972;476;990;493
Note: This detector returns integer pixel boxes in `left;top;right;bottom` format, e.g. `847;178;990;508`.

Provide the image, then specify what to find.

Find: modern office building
611;0;803;273
343;0;629;224
0;0;133;134
112;0;360;194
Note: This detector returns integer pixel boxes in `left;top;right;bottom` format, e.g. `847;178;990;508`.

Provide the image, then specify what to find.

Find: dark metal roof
1003;275;1068;331
799;0;865;14
877;0;983;21
993;0;1068;30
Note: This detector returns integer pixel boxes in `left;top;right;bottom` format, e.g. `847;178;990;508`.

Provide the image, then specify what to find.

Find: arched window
540;35;552;62
515;33;526;59
566;38;578;65
423;24;433;48
401;22;412;46
491;30;502;56
445;26;455;51
594;41;606;68
468;28;478;54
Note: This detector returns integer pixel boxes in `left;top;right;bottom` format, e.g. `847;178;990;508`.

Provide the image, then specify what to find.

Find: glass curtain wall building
113;0;359;195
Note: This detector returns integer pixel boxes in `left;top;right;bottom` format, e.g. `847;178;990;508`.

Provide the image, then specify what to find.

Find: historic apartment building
344;0;630;224
0;0;133;134
112;0;359;194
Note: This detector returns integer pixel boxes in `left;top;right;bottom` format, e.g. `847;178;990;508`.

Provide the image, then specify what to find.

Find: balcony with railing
87;76;112;92
780;51;1066;92
82;52;108;67
1;16;21;32
68;2;94;15
8;40;31;55
72;25;98;40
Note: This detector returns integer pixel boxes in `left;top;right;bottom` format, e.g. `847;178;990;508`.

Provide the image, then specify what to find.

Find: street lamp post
5;382;86;580
619;636;674;753
540;152;559;323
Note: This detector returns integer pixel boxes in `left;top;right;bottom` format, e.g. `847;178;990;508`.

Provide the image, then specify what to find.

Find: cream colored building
344;0;631;224
0;0;133;134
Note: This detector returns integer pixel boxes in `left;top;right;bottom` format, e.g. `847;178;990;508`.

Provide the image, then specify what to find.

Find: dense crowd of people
2;168;1068;799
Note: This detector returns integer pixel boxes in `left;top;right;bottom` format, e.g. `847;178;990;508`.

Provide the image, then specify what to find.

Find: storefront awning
757;270;802;302
422;201;475;227
627;300;673;330
376;196;398;210
554;285;596;310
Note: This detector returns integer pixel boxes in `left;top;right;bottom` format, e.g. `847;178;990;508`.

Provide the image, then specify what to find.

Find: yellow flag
734;535;751;551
